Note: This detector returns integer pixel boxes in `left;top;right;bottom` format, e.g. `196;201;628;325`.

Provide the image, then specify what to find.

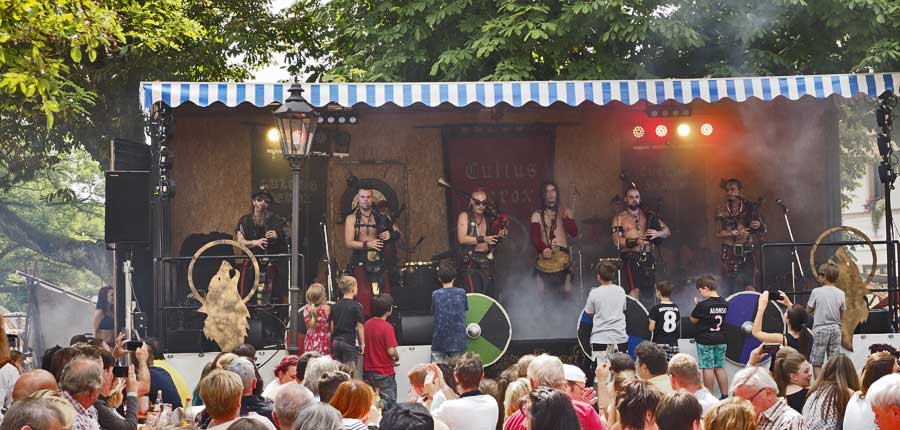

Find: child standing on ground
807;262;845;378
584;261;628;361
648;280;681;361
363;294;400;412
330;276;366;369
431;260;468;364
303;283;332;356
690;275;729;398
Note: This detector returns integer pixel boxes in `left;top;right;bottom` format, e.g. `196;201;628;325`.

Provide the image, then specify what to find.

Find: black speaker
856;310;891;334
105;171;150;244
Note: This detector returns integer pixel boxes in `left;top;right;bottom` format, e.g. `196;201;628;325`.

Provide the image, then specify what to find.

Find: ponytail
304;283;327;330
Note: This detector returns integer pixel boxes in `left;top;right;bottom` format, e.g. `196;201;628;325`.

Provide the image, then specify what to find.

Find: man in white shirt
668;353;718;412
868;373;900;430
431;353;498;430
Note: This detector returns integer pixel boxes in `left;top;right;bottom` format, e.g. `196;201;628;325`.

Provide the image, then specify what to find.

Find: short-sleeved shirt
363;317;399;375
432;287;468;353
584;284;628;345
691;296;728;345
149;367;183;408
329;298;365;344
808;285;845;327
649;302;681;346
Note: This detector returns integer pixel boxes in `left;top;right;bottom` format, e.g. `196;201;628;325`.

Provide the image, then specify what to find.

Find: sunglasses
255;197;270;203
472;198;488;206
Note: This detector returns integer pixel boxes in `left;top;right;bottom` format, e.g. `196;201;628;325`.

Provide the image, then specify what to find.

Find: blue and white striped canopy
141;73;896;111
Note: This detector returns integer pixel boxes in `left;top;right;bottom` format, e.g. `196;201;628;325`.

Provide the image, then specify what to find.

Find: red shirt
504;399;605;430
363;317;398;375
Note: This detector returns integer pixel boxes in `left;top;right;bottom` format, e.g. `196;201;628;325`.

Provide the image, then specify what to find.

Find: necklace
630;210;641;232
726;199;743;218
360;210;375;231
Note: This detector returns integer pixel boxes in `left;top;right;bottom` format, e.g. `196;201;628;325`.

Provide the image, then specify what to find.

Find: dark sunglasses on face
255;197;270;203
472;198;488;206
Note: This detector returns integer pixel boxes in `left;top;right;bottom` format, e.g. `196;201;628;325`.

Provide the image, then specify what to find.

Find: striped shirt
759;397;804;430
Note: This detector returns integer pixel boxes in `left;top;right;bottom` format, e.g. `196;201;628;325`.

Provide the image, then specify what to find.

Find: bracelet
363;241;368;249
626;238;638;248
126;391;138;398
476;236;485;244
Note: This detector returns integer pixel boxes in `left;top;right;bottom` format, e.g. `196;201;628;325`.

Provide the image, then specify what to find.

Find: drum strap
539;209;558;246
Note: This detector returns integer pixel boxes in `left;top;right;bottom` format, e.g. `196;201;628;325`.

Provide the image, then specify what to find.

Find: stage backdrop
442;125;556;249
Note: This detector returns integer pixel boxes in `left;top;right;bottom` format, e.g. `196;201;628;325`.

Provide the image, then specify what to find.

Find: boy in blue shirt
431;260;468;364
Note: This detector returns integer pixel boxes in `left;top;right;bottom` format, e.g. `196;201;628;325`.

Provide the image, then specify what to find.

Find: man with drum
344;188;399;316
612;186;670;303
456;188;507;296
531;181;578;293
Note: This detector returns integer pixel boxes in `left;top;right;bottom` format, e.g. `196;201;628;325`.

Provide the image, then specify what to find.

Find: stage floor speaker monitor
105;171;150;245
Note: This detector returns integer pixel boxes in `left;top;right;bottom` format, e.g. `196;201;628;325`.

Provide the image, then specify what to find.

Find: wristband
626;238;638;248
126;391;138;398
363;241;368;249
476;236;485;244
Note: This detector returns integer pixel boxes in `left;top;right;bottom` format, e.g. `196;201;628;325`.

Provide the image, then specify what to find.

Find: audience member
752;291;813;360
41;345;62;373
226;357;274;422
703;397;758;430
478;378;505;430
59;356;104;430
292;403;343;430
199;369;274;430
731;365;803;430
295;351;322;385
649;280;681;360
11;369;58;401
611;352;636;374
516;355;536;379
636;341;674;394
263;355;299;400
330;276;366;367
144;336;193;401
772;348;811;413
690;275;729;398
272;383;315;430
329;380;376;430
868;373;900;430
844;351;899;429
528;387;580;430
560;364;604;430
505;354;601;430
9;350;24;374
227;417;271;430
381;402;436;430
363;293;399;411
303;283;333;356
606;369;637;427
585;261;628;360
667;353;717;412
94;350;138;430
406;364;430;403
1;391;74;430
134;342;181;407
431;259;468;364
807;262;845;378
319;371;351;404
617;379;663;430
233;344;266;397
303;356;340;398
655;391;702;430
50;347;81;381
432;352;498;430
802;353;859;430
503;378;530;421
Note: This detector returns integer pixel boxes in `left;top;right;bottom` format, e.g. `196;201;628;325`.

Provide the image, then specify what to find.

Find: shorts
696;343;726;369
810;324;841;366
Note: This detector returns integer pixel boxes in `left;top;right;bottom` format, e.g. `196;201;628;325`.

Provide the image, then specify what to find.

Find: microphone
775;199;790;213
437;177;451;188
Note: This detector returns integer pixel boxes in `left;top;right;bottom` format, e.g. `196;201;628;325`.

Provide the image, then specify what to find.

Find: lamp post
273;83;319;354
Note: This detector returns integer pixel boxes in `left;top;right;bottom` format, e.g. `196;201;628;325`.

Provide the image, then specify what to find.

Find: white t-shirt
843;392;876;430
693;388;719;413
432;394;499;430
0;362;19;409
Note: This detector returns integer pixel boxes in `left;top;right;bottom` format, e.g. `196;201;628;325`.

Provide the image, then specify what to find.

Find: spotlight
677;124;691;137
701;123;714;136
348;116;358;124
633;126;645;139
327;116;336;124
878;132;893;157
655;125;668;138
266;128;280;143
317;116;325;124
338;116;347;124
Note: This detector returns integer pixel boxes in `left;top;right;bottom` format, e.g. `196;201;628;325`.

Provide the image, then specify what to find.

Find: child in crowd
690;275;729;398
584;261;628;361
431;259;468;364
303;283;332;356
329;276;366;369
648;280;681;361
363;294;400;412
807;261;846;378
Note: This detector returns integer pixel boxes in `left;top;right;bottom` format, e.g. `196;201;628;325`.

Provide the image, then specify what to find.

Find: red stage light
633;126;645;138
701;123;714;136
655;125;668;137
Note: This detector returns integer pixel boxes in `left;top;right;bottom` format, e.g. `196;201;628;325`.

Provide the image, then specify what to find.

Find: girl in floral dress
303;283;332;356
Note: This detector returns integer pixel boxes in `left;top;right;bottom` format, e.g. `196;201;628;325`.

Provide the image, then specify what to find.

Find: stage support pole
288;161;302;355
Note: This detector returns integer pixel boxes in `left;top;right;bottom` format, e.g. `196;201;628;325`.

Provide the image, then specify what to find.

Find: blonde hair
214;353;239;369
199;369;243;419
29;389;75;429
503;378;531;418
305;283;327;329
668;353;701;386
703;397;758;430
338;276;357;294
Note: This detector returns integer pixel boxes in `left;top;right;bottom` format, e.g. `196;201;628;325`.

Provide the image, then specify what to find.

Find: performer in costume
612;187;670;303
530;181;578;292
456;189;507;296
714;178;765;292
235;187;290;304
344;188;399;316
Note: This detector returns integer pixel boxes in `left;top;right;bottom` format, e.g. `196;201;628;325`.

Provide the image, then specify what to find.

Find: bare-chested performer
456;188;507;296
715;178;765;292
344;188;399;316
530;181;578;292
612;187;670;302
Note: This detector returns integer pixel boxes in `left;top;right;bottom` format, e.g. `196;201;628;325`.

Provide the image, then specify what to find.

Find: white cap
562;364;586;383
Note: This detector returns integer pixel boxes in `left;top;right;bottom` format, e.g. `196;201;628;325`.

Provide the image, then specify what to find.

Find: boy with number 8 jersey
690;275;729;398
648;280;680;361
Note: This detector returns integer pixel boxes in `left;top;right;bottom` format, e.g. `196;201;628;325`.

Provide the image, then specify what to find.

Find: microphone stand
778;200;805;278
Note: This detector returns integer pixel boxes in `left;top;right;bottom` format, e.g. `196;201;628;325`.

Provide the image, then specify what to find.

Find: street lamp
273;83;319;354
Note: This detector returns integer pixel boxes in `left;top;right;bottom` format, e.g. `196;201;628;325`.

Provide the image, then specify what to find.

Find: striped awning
140;73;896;111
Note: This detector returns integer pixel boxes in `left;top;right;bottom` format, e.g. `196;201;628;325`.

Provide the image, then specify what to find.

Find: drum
577;295;651;360
466;293;512;366
724;291;785;365
536;249;571;273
